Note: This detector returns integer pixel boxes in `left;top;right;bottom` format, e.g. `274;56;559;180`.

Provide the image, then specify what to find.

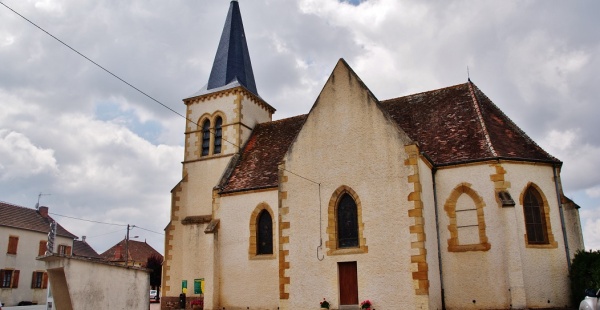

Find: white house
0;202;76;307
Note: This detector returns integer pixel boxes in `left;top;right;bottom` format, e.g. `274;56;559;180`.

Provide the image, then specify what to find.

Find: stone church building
161;1;584;309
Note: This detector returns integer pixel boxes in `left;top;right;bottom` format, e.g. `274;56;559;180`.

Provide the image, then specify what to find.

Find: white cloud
34;0;64;13
540;129;600;192
580;209;600;251
586;186;600;199
0;129;58;180
508;31;591;103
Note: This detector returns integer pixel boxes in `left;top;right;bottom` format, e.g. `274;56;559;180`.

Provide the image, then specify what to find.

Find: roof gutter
434;156;562;169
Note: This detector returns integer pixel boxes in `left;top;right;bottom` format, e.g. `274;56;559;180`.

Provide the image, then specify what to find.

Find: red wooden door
338;261;358;305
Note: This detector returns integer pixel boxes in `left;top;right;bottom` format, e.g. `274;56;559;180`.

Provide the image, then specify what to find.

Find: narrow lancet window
337;193;359;248
201;120;211;156
214;117;222;154
257;210;273;254
523;186;548;244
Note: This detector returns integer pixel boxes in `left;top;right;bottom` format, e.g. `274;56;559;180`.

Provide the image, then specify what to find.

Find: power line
0;1;184;121
0;0;240;151
1;1;322;188
49;212;127;227
87;228;125;239
134;225;164;236
50;212;164;236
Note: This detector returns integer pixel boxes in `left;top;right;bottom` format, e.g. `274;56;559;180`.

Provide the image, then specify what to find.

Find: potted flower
320;298;330;309
190;299;203;310
360;299;372;310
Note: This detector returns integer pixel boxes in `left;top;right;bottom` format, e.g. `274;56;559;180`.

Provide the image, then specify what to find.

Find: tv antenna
35;192;51;210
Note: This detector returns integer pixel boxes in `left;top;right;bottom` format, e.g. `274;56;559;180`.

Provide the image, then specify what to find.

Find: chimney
39;206;49;218
82;236;86;243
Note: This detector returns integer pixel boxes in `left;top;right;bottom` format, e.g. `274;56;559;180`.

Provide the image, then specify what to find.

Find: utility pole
125;224;135;266
125;224;130;266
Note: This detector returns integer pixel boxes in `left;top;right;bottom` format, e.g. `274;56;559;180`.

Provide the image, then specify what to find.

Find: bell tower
183;0;275;163
162;1;274;307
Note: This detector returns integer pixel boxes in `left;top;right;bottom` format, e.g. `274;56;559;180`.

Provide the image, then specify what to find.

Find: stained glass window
257;210;273;254
201;120;211;156
337;194;358;248
523;187;548;244
214;117;222;154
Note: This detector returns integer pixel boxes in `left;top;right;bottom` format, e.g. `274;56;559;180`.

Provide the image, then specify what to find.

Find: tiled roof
73;240;102;259
220;81;559;193
0;201;77;239
381;82;559;166
100;239;163;265
220;114;307;193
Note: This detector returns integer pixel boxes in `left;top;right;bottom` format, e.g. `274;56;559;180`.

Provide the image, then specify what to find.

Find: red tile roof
219;81;559;193
381;81;559;166
100;239;163;266
0;201;77;239
220;114;307;194
73;240;102;259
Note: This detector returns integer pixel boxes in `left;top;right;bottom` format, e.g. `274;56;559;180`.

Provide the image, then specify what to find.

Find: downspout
428;158;445;310
553;165;571;270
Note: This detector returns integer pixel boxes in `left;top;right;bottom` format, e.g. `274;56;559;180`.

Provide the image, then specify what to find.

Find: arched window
337;193;358;248
257;210;273;255
523;186;548;244
443;183;490;252
214;116;222;154
201;119;211;156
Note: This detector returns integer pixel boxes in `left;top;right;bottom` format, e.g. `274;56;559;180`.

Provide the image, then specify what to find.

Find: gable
284;58;413;164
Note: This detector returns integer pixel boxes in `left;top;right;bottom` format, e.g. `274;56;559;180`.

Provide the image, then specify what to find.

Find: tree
146;254;163;294
570;249;600;305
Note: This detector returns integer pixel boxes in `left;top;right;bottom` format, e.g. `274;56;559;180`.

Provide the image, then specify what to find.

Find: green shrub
570;249;600;305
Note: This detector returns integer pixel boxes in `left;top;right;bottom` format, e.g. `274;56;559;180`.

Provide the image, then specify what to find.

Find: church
161;1;584;309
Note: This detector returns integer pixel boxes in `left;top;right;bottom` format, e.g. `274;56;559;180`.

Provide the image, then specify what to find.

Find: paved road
150;302;160;310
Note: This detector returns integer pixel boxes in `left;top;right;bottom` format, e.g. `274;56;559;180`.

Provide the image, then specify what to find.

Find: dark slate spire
206;0;258;96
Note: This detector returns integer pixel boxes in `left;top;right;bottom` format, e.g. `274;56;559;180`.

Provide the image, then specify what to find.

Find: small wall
38;254;150;310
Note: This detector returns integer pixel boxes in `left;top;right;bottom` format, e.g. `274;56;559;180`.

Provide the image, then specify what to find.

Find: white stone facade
163;60;583;310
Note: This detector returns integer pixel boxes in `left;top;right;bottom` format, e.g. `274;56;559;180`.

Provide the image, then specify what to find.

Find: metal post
125;224;130;266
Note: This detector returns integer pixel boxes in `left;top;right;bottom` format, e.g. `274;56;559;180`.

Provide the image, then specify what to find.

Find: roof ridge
380;82;468;103
467;80;498;157
470;83;561;164
263;114;308;126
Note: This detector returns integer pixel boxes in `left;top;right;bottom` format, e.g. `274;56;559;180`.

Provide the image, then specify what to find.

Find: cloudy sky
1;0;599;255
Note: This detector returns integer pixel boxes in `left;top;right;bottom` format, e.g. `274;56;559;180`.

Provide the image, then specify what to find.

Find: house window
7;236;18;254
523;186;548;244
214;116;223;154
257;210;273;255
31;271;47;289
58;245;72;256
0;269;20;288
337;194;359;248
201;119;211;156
